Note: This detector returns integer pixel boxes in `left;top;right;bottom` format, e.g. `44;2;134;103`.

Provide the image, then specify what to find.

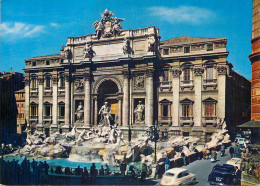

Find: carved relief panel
133;73;145;90
74;78;84;93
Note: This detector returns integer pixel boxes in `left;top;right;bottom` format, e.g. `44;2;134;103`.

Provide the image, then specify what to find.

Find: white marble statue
98;102;112;126
134;101;145;123
75;102;84;121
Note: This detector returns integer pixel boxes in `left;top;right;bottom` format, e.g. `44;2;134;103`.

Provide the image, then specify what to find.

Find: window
184;68;190;81
163;49;169;55
163;105;168;117
203;98;217;118
59;102;65;118
46;60;50;65
31;103;37;116
183;104;190;117
60;75;65;88
206;67;213;80
32;62;36;66
180;98;193;118
44;102;51;117
184;46;190;53
163;70;169;82
32;77;37;89
207;44;213;51
183;132;189;137
45;76;51;88
159;99;172;120
205;103;214;117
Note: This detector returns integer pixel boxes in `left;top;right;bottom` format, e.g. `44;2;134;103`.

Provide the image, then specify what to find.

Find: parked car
208;170;234;185
235;137;250;145
226;158;243;169
212;164;235;175
160;168;196;186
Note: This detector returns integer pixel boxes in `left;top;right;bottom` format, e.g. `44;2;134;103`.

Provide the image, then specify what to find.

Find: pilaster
122;70;130;127
51;76;58;129
145;69;154;127
193;67;204;128
38;77;44;128
84;73;91;127
63;74;71;129
217;66;227;120
25;78;30;125
171;69;181;129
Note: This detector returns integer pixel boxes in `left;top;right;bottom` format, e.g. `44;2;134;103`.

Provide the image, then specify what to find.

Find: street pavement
153;148;232;185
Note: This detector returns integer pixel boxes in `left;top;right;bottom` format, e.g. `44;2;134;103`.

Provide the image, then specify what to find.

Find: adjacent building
0;71;24;144
15;89;26;134
24;10;250;143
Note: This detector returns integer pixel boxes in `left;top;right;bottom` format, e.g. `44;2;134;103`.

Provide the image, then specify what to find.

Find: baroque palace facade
24;10;250;143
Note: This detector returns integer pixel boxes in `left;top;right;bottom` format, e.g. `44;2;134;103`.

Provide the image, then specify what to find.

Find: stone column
145;69;154;127
193;68;204;127
171;69;182;128
217;66;227;120
25;78;30;125
84;73;91;127
122;71;130;127
51;76;58;129
38;77;44;128
94;97;98;126
63;74;70;129
118;97;122;126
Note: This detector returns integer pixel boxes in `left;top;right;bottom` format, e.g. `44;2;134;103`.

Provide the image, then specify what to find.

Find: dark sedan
208;170;234;185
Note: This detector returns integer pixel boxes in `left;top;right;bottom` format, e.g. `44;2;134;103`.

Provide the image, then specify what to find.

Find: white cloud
148;6;216;25
0;22;45;39
50;23;59;27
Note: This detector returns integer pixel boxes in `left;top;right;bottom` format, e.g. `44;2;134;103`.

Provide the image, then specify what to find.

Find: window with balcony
30;102;38;119
44;102;52;119
31;77;37;89
180;98;194;120
203;98;217;120
159;99;172;124
60;75;65;88
59;102;65;119
206;67;213;80
184;68;190;81
46;77;51;89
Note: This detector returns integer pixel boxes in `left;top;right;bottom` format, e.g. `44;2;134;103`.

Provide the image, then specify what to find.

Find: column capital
194;68;204;76
171;69;182;78
122;70;130;79
25;78;30;86
52;77;59;84
38;77;44;85
84;73;91;81
217;66;227;75
146;69;154;77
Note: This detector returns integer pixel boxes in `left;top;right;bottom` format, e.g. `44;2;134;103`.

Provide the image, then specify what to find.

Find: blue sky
0;0;252;79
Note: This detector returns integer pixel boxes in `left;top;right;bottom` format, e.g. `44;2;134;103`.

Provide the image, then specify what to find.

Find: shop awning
238;120;260;128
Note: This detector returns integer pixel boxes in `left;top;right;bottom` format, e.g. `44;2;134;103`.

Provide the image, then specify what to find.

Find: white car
226;158;243;169
160;168;196;186
235;137;250;145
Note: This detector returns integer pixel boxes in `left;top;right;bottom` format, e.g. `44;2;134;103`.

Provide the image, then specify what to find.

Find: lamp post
149;120;159;163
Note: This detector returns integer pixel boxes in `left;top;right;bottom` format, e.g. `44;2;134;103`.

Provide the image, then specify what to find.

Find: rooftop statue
92;9;124;39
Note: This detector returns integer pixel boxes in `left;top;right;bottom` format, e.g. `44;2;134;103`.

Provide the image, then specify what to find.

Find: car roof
166;168;188;174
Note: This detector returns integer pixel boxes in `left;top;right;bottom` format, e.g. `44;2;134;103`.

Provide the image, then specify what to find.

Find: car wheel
191;178;196;185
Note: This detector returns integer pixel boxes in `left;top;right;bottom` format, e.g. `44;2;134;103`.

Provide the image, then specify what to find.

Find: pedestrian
211;148;217;161
229;145;234;158
202;146;206;159
99;165;104;175
181;152;186;166
141;162;147;182
129;163;136;177
164;157;170;171
44;161;49;175
105;163;110;175
205;148;211;159
154;161;160;180
75;165;81;175
220;145;225;156
81;167;89;185
90;163;97;184
234;166;241;185
120;161;127;176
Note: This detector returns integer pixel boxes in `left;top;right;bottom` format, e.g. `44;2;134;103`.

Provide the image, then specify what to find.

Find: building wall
15;90;26;134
